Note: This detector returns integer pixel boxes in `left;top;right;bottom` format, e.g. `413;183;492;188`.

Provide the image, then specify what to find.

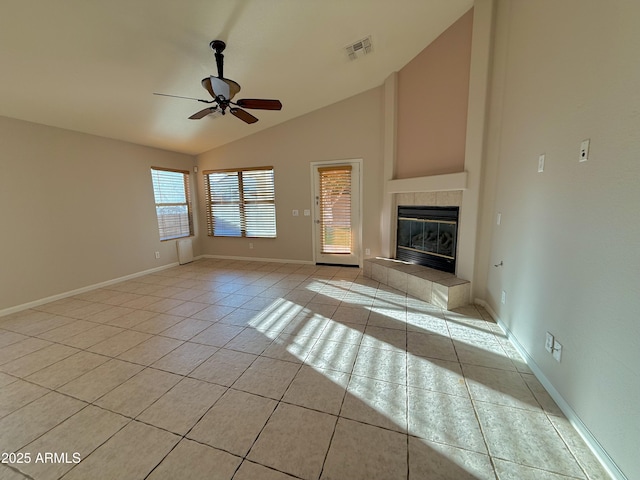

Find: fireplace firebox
396;206;459;273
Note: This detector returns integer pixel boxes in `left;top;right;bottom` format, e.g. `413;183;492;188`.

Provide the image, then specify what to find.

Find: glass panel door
312;162;361;266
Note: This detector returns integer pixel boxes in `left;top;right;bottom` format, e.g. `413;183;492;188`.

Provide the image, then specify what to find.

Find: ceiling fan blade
230;108;258;124
189;106;218;120
235;99;282;110
153;93;213;104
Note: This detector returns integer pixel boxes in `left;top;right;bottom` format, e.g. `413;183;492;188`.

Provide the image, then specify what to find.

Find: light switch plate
580;139;590;162
552;340;562;362
292;210;299;216
545;332;554;353
538;154;545;173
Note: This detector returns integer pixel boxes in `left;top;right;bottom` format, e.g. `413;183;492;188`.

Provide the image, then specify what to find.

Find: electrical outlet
501;290;506;304
538;154;545;173
154;251;160;259
249;242;254;249
365;248;371;255
303;209;310;216
545;332;554;353
552;339;563;362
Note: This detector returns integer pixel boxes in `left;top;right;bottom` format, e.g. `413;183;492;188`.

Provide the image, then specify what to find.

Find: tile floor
0;259;610;480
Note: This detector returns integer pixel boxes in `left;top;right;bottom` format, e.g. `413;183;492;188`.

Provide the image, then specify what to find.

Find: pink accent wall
396;9;473;178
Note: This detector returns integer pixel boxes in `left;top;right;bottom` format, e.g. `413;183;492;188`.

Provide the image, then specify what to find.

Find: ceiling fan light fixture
156;39;282;124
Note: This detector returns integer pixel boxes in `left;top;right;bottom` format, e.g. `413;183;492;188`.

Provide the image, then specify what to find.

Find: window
204;167;276;238
318;165;352;254
150;167;193;241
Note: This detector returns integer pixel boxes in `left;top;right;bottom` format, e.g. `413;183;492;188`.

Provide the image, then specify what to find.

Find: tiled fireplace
364;189;470;310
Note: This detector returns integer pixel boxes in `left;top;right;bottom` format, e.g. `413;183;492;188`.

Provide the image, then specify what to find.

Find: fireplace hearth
396;205;459;273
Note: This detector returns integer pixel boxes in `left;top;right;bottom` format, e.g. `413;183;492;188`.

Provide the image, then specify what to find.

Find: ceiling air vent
345;35;372;60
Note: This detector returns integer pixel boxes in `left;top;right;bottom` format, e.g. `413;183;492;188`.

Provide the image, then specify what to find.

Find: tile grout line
405;296;411;480
233;311;318;476
1;260;591;479
449;304;499;479
315;313;355;480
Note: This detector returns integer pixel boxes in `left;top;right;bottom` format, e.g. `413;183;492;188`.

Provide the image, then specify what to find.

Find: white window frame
150;167;194;241
203;166;277;238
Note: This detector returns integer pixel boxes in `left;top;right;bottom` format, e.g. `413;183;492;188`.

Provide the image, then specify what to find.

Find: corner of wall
381;72;399;258
459;0;495;298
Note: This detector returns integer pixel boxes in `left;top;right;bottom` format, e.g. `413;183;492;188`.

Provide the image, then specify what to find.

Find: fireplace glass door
396;206;459;273
397;218;456;259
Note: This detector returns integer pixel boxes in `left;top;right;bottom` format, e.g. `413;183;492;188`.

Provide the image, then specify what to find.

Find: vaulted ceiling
0;0;472;155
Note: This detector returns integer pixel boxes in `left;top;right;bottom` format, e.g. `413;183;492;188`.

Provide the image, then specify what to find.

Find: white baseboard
200;254;314;265
0;262;180;318
1;256;318;318
474;298;627;480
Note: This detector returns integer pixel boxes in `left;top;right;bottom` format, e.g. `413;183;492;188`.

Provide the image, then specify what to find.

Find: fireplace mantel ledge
385;171;467;194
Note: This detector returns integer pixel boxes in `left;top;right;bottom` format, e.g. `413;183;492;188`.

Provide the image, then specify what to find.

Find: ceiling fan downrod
210;40;226;78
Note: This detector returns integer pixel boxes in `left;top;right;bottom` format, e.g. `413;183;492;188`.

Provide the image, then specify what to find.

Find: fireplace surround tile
390;263;425;274
387;269;408;293
414;269;454;282
436;191;463;207
407;276;433;303
414;191;438;205
433;282;470;310
371;263;388;284
363;261;372;277
397;193;414;205
434;276;470;287
364;258;469;310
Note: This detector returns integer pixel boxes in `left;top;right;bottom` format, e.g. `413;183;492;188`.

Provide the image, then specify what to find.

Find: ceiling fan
154;40;282;124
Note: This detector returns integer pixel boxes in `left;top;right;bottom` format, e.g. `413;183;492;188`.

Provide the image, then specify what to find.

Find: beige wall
196;87;384;263
396;8;473;178
477;1;640;478
0;116;196;311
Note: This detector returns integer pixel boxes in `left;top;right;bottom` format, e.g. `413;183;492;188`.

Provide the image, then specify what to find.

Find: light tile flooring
0;259;610;480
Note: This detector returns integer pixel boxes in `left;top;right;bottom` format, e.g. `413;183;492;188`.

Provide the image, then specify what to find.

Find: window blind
318;165;352;254
150;168;193;241
204;167;276;238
